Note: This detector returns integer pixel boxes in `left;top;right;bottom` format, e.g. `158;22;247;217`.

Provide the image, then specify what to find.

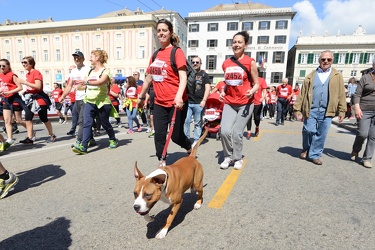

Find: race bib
224;66;244;86
149;59;166;82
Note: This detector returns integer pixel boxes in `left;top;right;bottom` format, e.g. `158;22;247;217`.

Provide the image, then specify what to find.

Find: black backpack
152;46;197;94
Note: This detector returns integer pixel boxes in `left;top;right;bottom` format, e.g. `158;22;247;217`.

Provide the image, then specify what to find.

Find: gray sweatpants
352;110;375;161
220;103;254;161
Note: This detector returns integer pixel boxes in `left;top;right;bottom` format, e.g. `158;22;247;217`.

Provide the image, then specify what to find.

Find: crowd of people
1;20;374;199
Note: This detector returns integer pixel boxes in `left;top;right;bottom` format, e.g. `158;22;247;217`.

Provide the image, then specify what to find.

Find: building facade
0;8;186;90
287;25;375;86
186;2;296;85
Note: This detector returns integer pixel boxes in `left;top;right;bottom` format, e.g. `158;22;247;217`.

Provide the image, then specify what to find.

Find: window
258;21;270;30
188;40;199;48
139;32;145;37
45;70;50;75
207;40;218;48
6;52;10;61
206;55;217;70
242;22;253;31
256;52;268;65
249;36;253;44
226;39;232;47
188;55;198;62
275;20;288;29
313;53;320;64
18;51;23;62
116;47;122;60
257;36;269;44
43;38;47;42
366;53;375;64
139;46;145;59
116;34;122;38
31;38;35;43
96;35;101;40
225;55;232;60
207;23;218;31
56;49;61;61
32;50;37;60
338;53;346;64
17;39;22;43
273;52;285;63
350;70;357;76
244;52;251;57
55;37;60;42
227;22;238;31
271;72;283;83
299;53;308;64
189;24;199;32
299;70;306;77
75;36;80;41
5;40;9;44
352;53;361;64
274;35;286;44
116;70;122;75
43;50;49;61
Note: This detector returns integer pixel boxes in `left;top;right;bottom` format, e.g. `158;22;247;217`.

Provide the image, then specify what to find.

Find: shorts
55;102;63;111
2;103;23;111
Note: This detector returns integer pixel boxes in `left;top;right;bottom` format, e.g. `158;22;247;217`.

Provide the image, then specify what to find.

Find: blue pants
302;108;332;160
82;103;116;148
126;107;140;131
276;98;288;124
184;103;204;143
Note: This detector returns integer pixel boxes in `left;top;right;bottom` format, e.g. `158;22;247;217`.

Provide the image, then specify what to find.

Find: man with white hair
275;77;292;125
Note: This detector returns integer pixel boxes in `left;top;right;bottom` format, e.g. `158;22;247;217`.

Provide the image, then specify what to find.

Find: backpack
152;46;197;94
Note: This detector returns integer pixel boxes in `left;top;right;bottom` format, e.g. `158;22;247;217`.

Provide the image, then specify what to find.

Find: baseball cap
72;51;84;58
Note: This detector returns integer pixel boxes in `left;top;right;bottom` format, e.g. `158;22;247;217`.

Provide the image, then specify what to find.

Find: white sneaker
220;157;232;169
59;119;63;124
158;160;166;167
234;159;243;170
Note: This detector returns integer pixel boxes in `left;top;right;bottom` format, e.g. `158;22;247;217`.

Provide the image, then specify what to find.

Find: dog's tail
189;127;209;158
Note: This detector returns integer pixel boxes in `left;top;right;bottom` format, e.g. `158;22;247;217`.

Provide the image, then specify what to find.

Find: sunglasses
320;58;332;62
191;61;200;65
22;61;28;64
0;65;7;68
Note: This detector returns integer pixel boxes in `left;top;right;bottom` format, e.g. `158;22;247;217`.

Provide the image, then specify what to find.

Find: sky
1;0;374;48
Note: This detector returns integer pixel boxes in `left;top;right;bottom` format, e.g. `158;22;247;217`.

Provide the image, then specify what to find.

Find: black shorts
55;102;63;111
2;103;23;111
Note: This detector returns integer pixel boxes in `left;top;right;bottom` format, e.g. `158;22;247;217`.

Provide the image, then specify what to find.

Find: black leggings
247;104;263;130
25;104;49;123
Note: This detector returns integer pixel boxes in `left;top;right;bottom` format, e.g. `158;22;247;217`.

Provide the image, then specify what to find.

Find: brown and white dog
133;129;208;239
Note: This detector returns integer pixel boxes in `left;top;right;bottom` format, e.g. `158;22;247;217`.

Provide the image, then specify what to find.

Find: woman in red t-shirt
18;56;56;144
219;31;259;170
124;76;141;133
0;59;24;150
109;77;122;127
137;19;191;167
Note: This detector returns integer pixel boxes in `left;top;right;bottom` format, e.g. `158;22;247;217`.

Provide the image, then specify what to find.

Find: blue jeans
302;108;332;160
126;107;140;131
82;103;116;148
184;103;204;143
276;98;288;123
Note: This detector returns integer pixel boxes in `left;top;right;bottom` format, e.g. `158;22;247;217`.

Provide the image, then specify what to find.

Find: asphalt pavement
0;116;374;249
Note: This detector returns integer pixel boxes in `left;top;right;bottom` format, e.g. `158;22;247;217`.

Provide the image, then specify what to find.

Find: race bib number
149;59;166;82
224;66;244;86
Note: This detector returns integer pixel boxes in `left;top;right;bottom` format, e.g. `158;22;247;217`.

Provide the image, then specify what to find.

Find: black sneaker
67;131;75;136
20;137;34;144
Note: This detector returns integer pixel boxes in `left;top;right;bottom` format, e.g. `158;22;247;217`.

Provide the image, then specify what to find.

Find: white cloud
290;0;375;48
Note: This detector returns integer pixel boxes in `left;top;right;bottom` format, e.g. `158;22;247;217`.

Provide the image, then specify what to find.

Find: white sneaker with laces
234;159;244;170
220;157;232;169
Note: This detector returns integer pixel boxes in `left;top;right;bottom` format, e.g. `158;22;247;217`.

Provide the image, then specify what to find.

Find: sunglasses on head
22;61;28;64
320;58;332;62
191;61;200;65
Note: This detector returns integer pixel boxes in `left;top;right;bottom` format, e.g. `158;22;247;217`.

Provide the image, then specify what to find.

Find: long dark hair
0;58;12;71
157;19;180;46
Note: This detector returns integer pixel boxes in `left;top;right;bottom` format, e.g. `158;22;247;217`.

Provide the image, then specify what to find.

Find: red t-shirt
147;46;188;107
214;81;226;93
52;88;63;102
276;84;292;99
25;69;46;105
268;91;277;104
109;84;121;106
253;77;267;105
222;55;254;105
290;89;300;105
125;86;140;108
0;71;19;103
68;90;76;103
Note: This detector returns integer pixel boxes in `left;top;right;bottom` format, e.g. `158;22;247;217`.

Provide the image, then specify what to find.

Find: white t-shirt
69;65;91;100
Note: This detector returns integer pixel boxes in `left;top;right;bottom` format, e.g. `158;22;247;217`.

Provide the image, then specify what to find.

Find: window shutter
345;53;350;64
363;53;368;64
349;53;353;63
307;53;313;64
333;53;339;64
298;54;301;64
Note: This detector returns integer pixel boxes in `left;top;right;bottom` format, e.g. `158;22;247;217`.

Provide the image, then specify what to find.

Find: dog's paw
143;214;154;222
155;228;168;239
194;203;202;210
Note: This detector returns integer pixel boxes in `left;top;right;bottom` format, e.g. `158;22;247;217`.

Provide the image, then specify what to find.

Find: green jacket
294;68;347;118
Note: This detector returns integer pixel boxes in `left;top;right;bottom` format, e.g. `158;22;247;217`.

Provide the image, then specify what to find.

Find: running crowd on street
1;20;374;199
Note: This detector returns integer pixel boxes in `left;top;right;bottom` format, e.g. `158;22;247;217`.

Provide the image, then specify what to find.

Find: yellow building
0;8;186;90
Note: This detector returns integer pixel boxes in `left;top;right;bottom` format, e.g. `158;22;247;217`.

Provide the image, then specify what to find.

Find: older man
275;78;292;125
294;50;346;165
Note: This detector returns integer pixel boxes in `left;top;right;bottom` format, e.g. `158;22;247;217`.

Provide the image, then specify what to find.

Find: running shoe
220;157;232;169
72;143;87;155
0;172;19;199
108;139;118;149
20;137;34;145
47;134;57;143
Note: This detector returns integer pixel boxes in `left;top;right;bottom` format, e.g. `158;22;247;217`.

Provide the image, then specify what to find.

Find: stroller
203;92;224;140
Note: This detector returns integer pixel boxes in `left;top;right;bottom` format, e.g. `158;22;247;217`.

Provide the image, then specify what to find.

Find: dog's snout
134;204;140;212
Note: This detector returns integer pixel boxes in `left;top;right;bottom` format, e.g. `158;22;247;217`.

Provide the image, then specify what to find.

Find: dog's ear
134;161;144;180
152;174;166;185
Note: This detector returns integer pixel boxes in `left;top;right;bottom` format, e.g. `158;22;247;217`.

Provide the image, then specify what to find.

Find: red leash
162;107;177;160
